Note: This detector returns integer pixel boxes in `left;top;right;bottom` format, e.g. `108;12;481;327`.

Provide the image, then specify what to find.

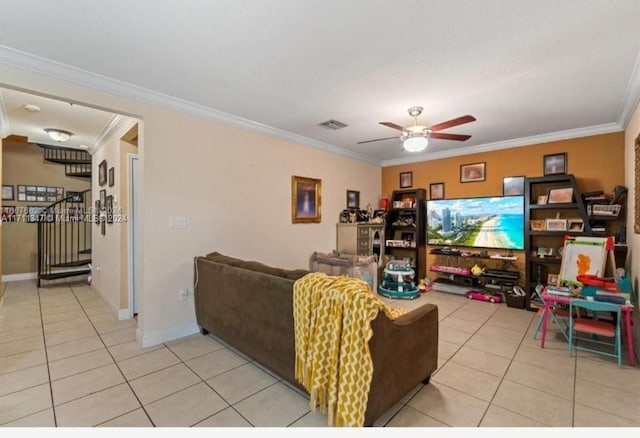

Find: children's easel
558;236;615;287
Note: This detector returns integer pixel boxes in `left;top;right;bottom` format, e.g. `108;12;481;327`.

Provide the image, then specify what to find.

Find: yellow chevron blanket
293;272;405;427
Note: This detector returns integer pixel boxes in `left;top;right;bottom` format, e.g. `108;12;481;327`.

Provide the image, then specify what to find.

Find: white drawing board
558;236;609;286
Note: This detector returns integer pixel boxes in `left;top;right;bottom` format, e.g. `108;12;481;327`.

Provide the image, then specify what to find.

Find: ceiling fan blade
379;122;405;131
430;132;471;141
430;115;476;132
357;136;398;144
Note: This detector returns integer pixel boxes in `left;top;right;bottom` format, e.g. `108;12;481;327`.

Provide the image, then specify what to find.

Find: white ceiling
0;0;639;165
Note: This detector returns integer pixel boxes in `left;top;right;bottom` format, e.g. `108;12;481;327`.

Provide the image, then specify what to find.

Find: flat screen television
426;196;525;250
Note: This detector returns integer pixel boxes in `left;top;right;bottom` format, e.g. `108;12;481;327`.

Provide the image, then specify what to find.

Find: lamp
402;135;429;152
44;128;73;142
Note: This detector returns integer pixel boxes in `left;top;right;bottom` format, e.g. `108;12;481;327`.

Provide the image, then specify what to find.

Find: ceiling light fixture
44;128;73;142
402;136;429;152
400;106;430;152
24;104;41;113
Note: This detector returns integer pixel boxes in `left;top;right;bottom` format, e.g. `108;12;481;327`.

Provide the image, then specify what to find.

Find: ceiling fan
358;106;476;152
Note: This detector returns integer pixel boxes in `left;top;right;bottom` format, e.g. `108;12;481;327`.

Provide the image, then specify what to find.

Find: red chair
568;299;622;368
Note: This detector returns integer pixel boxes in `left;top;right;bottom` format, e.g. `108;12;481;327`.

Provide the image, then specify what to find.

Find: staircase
37;144;92;287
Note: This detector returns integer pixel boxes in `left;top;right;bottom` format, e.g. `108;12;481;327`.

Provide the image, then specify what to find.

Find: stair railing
37;188;93;287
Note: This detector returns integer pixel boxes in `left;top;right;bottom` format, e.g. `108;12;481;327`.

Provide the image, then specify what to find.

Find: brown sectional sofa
193;252;439;426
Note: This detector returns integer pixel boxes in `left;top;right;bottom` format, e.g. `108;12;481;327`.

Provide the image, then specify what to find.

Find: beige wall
91;118;138;315
2;141;90;275
0;136;3;300
624;101;640;363
0;64;381;346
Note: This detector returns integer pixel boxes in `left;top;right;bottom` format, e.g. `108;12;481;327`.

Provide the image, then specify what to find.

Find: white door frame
127;153;139;318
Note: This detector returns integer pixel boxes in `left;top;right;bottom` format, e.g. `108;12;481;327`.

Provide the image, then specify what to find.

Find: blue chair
568;299;622;368
532;286;570;341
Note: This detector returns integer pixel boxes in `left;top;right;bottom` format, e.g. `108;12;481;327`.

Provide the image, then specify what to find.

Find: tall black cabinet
384;188;427;281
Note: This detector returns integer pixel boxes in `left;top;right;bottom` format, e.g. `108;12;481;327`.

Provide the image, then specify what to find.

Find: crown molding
380;122;623;167
0;45;378;165
90;114;129;154
0;89;10;138
617;49;640;129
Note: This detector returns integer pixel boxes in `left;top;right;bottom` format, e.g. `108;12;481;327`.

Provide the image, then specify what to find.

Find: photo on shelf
537;195;548;205
547;187;573;204
567;218;584;232
530;220;545;231
545;218;567;231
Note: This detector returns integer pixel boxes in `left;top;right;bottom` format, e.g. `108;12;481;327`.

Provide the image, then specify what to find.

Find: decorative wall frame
108;167;115;187
2;185;14;201
460;162;485;183
429;182;444;200
502;176;525;196
100;189;106;210
106;195;114;223
543;152;567;176
346;190;360;209
399;171;413;188
291;175;322;223
1;206;16;222
99;160;108;186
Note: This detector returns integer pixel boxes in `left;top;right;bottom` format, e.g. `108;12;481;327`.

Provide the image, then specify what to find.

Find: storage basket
504;292;526;309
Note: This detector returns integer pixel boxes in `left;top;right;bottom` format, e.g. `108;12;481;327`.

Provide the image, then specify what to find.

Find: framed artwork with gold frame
291;175;322;223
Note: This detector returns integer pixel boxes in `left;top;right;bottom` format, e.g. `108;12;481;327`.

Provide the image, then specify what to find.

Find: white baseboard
138;321;200;348
117;308;131;320
1;272;38;282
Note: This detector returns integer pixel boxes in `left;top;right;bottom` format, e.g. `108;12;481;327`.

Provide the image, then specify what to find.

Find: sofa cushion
205;251;309;281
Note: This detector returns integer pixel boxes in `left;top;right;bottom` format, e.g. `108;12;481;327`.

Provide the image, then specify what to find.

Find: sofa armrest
365;302;438;426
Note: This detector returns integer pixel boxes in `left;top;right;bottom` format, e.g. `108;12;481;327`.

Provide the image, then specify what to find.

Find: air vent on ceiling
318;119;348;130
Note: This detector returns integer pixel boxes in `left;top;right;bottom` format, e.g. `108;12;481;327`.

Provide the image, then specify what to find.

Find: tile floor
1;279;639;427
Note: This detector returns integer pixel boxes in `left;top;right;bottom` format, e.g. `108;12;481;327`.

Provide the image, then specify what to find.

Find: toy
465;290;502;303
418;279;427;293
378;260;420;299
471;264;484;276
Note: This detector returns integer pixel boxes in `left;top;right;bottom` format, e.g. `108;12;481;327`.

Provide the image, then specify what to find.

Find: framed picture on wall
108;167;115;187
100;189;106;210
2;185;14;201
543;153;567;176
346;190;359;209
502;176;525;196
106;195;114;223
99;160;108;186
291;175;322;223
429;182;444;200
460;162;486;183
1;206;16;223
399;171;413;188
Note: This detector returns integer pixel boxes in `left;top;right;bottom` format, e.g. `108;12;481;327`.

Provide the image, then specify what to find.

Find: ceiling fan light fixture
403;135;428;152
44;128;73;142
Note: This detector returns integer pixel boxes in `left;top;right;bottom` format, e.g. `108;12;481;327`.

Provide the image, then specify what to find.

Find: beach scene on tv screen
427;196;524;250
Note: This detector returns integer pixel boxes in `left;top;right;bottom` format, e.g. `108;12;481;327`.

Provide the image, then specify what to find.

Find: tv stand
428;247;522;298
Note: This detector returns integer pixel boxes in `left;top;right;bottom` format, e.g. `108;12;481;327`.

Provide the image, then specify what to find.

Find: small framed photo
346;190;360;209
108;167;115;187
106;195;114;223
2;185;14;201
95;200;101;225
460;162;485;183
537;195;548;205
543;153;567;176
291;175;321;223
66;191;84;203
537;247;554;257
400;171;413;188
567;218;584;232
99;160;108;186
545;218;567;231
100;189;107;211
547;273;559;286
101;218;106;236
430;182;445;200
530;220;546;231
502;176;525;196
547;187;574;204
